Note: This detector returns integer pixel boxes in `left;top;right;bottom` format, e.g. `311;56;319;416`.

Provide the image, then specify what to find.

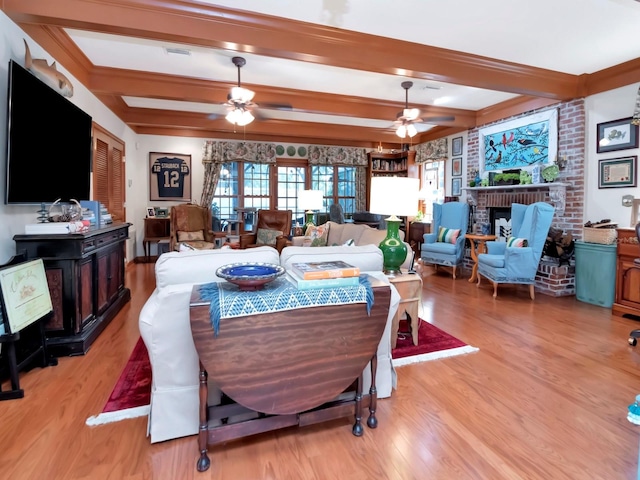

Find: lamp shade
298;189;324;211
369;177;420;218
369;177;420;274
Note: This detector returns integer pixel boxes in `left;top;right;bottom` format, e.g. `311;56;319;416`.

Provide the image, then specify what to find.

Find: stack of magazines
287;261;360;290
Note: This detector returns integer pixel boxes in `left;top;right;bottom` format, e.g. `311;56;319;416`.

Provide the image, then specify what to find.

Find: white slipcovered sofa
139;244;400;443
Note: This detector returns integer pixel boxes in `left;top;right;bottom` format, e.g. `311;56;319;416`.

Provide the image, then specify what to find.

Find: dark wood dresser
13;223;131;356
613;227;640;319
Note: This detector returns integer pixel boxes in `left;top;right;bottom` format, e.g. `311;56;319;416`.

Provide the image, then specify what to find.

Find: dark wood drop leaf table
189;277;391;472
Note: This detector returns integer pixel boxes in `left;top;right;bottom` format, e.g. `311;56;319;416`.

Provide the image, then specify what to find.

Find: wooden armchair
239;209;292;253
170;204;216;251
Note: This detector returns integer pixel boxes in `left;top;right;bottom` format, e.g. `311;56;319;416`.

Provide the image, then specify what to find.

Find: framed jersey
149;152;192;201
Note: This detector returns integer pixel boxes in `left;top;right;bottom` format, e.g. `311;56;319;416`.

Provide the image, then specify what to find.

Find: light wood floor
2;262;640;479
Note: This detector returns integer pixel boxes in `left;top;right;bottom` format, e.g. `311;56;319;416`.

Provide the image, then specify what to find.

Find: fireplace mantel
463;182;569;215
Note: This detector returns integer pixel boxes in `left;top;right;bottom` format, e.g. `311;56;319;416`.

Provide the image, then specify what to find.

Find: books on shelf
286;270;360;290
290;261;360;280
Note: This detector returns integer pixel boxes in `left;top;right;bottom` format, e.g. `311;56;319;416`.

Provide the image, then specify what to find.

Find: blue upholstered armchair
477;202;555;299
420;202;469;279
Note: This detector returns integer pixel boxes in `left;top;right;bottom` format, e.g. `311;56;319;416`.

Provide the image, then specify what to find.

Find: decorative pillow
256;228;283;246
507;236;528;247
343;238;355;246
436;226;461;244
305;224;329;247
177;230;204;242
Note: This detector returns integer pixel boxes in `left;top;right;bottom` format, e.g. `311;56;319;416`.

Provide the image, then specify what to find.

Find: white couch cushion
280;244;384;272
155;246;280;289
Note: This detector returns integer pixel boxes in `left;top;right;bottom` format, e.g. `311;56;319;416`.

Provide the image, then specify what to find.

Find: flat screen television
5;59;92;204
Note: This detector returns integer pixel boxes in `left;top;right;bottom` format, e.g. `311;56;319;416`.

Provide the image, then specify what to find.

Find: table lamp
298;189;324;232
369;177;420;274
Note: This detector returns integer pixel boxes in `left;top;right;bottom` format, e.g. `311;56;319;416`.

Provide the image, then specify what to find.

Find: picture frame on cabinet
452;157;462;177
452;137;463;156
451;177;462;196
598;156;637;188
596;117;639;153
147;207;155;217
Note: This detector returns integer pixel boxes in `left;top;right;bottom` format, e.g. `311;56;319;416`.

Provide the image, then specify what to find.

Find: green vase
378;218;407;274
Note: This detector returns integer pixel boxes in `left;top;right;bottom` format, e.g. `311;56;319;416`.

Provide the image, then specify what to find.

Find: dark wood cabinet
143;217;171;261
613;228;640;318
13;223;131;356
408;221;431;257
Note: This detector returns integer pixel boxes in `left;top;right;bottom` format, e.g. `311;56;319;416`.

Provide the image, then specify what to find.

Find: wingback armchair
170;204;215;251
476;202;555;299
420;202;469;279
239;209;293;253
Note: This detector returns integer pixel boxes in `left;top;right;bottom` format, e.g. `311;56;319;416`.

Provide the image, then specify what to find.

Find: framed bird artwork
478;109;558;176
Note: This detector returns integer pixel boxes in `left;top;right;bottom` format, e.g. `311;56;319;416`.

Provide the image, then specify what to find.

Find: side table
466;234;497;283
389;271;423;348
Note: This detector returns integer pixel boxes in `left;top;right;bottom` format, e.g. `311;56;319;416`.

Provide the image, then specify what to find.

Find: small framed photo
596;118;639;153
452;157;462;177
598;156;637;188
452;137;463;156
451;177;462;196
147;207;156;217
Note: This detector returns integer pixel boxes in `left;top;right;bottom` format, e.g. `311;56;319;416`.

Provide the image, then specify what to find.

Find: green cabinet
575;241;617;308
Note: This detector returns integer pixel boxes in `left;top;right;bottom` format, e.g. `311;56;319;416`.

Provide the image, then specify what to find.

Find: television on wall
4;59;93;205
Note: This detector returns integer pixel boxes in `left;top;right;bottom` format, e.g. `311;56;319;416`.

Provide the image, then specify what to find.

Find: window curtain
200;141;277;207
307;145;368;211
415;138;448;164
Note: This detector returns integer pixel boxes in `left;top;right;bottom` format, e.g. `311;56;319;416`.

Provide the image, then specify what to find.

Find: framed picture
451;177;462;196
149;152;192;202
596;117;639;153
452;137;463;156
0;259;52;334
452;157;462;177
478;109;558;176
598;156;637;188
147;207;155;217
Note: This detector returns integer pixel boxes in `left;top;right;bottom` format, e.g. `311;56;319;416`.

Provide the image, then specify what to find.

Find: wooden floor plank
1;262;640;479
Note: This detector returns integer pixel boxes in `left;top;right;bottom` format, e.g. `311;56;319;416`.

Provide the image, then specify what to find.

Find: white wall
585;83;640;227
0;11;138;263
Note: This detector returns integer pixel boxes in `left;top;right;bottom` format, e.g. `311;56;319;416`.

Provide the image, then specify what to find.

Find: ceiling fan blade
259;102;293;111
420;115;455;123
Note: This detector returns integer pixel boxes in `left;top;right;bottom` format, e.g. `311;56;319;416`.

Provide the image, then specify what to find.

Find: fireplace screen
489;207;511;242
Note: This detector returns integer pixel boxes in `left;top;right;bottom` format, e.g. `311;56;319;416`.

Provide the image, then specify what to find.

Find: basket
583;227;617;245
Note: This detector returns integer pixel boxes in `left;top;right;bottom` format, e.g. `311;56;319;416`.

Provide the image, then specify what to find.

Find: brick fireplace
462;99;586;297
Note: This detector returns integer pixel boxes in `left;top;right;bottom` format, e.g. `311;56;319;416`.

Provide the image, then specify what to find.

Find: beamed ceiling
2;0;640;148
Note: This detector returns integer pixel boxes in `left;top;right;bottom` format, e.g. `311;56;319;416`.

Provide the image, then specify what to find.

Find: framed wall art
598;156;637;189
451;177;462;196
452;157;462;177
452;137;463;156
478;108;558;175
149;152;192;202
596;117;639;153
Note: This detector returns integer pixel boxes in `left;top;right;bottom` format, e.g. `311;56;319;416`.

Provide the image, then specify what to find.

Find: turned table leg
352;372;364;436
196;364;211;472
367;353;378;429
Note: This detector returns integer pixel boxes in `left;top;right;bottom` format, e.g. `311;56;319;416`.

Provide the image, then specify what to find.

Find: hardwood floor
2;262;640;479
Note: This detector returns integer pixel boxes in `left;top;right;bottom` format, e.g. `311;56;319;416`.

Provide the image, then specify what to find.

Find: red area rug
86;338;151;426
391;319;479;367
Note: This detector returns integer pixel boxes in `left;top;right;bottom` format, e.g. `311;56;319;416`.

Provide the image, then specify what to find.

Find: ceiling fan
224;56;257;126
393;81;455;138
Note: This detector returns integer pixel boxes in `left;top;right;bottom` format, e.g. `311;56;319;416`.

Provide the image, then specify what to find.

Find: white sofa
139;244;400;443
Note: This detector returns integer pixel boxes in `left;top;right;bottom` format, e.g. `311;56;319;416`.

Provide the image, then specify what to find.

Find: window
278;164;307;227
93;124;125;222
311;165;356;218
420;161;444;223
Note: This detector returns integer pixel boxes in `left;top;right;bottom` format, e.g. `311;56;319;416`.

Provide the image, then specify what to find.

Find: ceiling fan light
407;123;418;137
396;125;407;138
230;86;255;103
237;110;255;126
404;108;420;120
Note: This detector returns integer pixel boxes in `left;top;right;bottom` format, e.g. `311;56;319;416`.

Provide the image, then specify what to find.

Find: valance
415;138;448;163
307;145;368;166
202;141;277;164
